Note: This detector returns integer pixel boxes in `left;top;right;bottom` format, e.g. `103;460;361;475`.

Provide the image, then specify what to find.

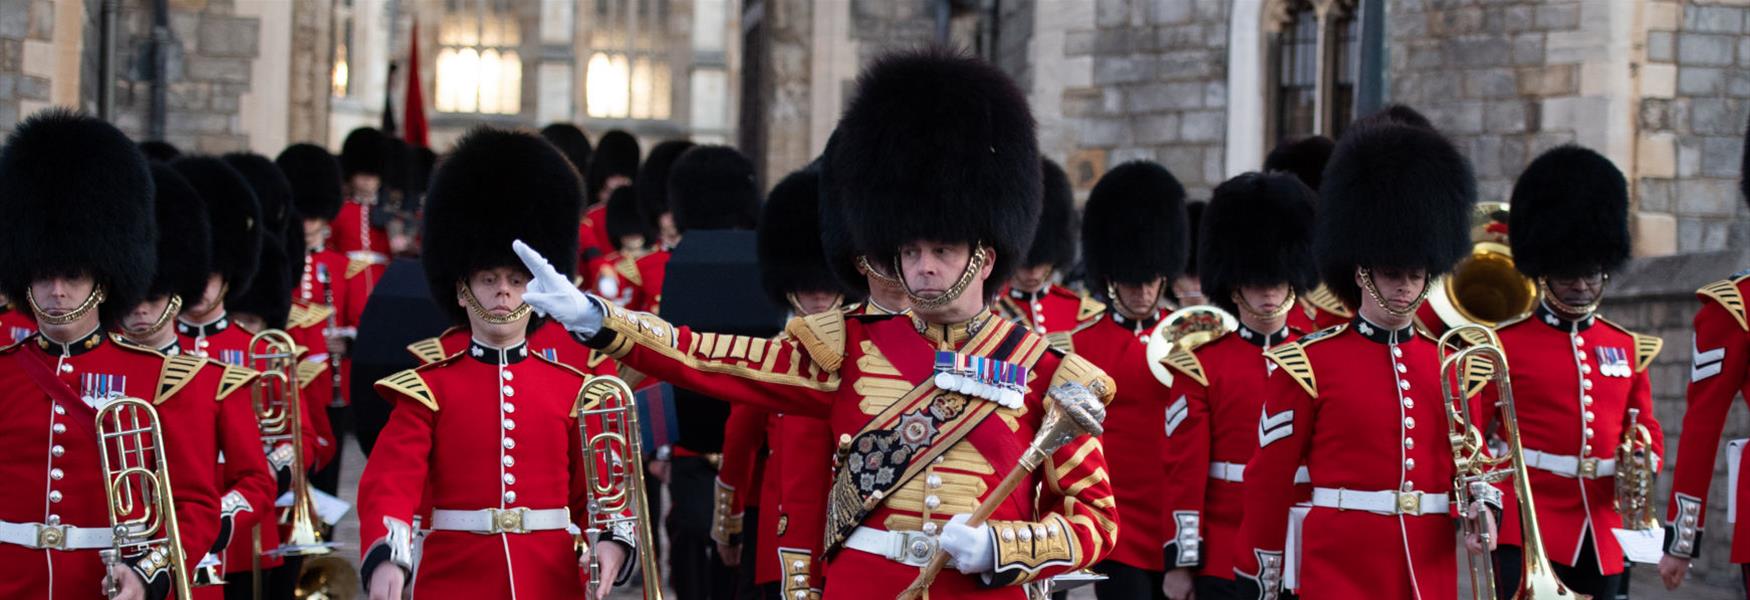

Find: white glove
939;513;995;575
512;240;603;335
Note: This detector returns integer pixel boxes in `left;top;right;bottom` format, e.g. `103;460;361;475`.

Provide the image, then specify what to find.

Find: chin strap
897;243;988;311
1538;276;1605;316
459;282;533;325
139;295;183;336
787;292;845;316
1106;281;1163;321
858;255;906;291
27;285;106;326
1231;288;1297;320
1357;267;1431;318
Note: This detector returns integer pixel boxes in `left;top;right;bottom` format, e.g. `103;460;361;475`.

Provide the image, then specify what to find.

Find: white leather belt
843;526;937;567
346;250;389;264
1310;488;1450;517
1209;462;1311;484
1523;449;1615;479
428;507;570;534
0;520;113;550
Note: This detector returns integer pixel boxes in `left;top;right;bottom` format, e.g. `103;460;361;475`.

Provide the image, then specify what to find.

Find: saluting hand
513;240;601;334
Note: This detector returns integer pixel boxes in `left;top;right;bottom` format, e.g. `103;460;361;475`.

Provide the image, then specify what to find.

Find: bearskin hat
1080;161;1188;290
0;109;157;326
340;127;386;177
759;165;854;307
604;186;650;251
224;152;295;239
276;143;345;222
829;48;1041;297
409;146;437;195
1200;172;1319;315
587;130;641;205
140;140;181;163
637;140;696;231
1314;122;1475;308
540;123;593;176
1184;200;1206;278
813;133;872;297
1025;159;1078;271
1508;145;1630;279
172;156;264;303
667;145;760;232
422;127;582;326
145;164;213;303
1263;135;1334;193
1350;103;1433;133
227;233;293;330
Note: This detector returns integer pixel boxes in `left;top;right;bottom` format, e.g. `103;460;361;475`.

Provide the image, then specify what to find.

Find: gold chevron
1699;278;1748;331
216;364;258;401
406;337;448;365
376;369;438;412
154;354;208;404
1161;348;1207;387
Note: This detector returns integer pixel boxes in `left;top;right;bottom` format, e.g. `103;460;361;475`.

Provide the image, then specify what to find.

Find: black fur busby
758;166;854;307
146;164;213;304
0;109;157;326
829;48;1041;297
172;156;264;303
1080;161;1189;290
228;234;293;330
1314;122;1475;308
1200;172;1319;315
224;152;295;240
1263;135;1334;193
637;140;696;231
276;143;344;222
1508;145;1630;279
1184;200;1206;278
587;130;641;205
422;127;583;326
1025;159;1078;271
604;186;650;251
540;123;593;176
668;145;760;232
815;133;870;297
140;140;181;163
340;127;387;178
1349;103;1434;133
409;147;437;196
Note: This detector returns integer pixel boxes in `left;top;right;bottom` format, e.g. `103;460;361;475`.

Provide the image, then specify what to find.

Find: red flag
403;21;429;148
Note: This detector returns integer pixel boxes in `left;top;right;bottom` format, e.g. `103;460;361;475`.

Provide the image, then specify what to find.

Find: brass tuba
1438;325;1586;600
246;330;355;599
575;376;664;600
1145;305;1238;384
1615;408;1660;530
97;396;193;600
1427;202;1539;328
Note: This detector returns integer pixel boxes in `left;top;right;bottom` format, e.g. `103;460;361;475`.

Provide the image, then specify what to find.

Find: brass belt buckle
491;508;528;534
1396;491;1423;516
36;523;68;550
1578;458;1599;479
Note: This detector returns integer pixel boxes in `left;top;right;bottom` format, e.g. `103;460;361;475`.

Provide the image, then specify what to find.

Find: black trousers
1092;560;1166;599
309;406;349;495
669;455;735;600
733;508;763;600
222;556;301;600
1494;536;1622;599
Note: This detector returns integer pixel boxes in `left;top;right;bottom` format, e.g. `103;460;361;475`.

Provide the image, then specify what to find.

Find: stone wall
99;0;262;153
0;0;68;133
1065;0;1230;198
1640;0;1750;255
284;0;332;146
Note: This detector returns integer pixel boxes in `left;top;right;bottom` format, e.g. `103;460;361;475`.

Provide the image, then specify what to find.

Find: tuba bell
1427;202;1539;328
97;395;193;600
1615;408;1660;531
1145;305;1238;385
1439;325;1587;600
575;376;664;600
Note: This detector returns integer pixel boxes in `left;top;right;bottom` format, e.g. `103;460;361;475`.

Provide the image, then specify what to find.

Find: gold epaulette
376;369;438;412
587;349;611;370
296;360;330;387
1160;347;1207;387
1044;331;1076;355
216;364;258;401
1265;324;1345;399
1050;353;1116;405
1699;277;1749;331
785;310;847;373
614;255;643;286
1632;333;1664;373
289;303;335;330
1075;295;1108;322
345;258;371;279
155;354;209;405
1304;285;1352;318
286;303;310;329
406;337;448;365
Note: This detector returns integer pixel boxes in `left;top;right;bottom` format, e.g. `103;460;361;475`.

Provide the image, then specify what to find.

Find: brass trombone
1615;408;1660;530
575;376;664;600
1438;325;1586;600
97;395;193;600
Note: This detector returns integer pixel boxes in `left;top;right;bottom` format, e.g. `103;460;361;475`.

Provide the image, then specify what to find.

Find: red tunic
993;284;1104;335
0;331;219;599
585;303;1119;598
1665;270;1750;561
630;251;671;314
331;200;390;269
1066;310;1170;572
1483;305;1664;575
1160;323;1304;581
0;305;37;344
716;401;769;551
578;204;613;266
407;322;617;377
361;340;606;598
1240;320;1475;600
590;252;645;308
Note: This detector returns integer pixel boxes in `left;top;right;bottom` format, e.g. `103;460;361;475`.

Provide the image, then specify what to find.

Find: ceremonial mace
896;382;1108;600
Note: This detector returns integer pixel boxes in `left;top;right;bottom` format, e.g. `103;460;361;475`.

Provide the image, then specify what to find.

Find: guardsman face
303;218;329;249
30;274;97;317
1237;282;1292;315
121;295;176;336
1357;266;1428;313
459;266;531;319
184;274;226;319
1171;274;1204;306
1010;264;1054;294
790;290;841;316
350;173;381;199
1112;277;1165;319
657;213;680;249
898;240;994;319
600;175;632;204
1546;270;1605;309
